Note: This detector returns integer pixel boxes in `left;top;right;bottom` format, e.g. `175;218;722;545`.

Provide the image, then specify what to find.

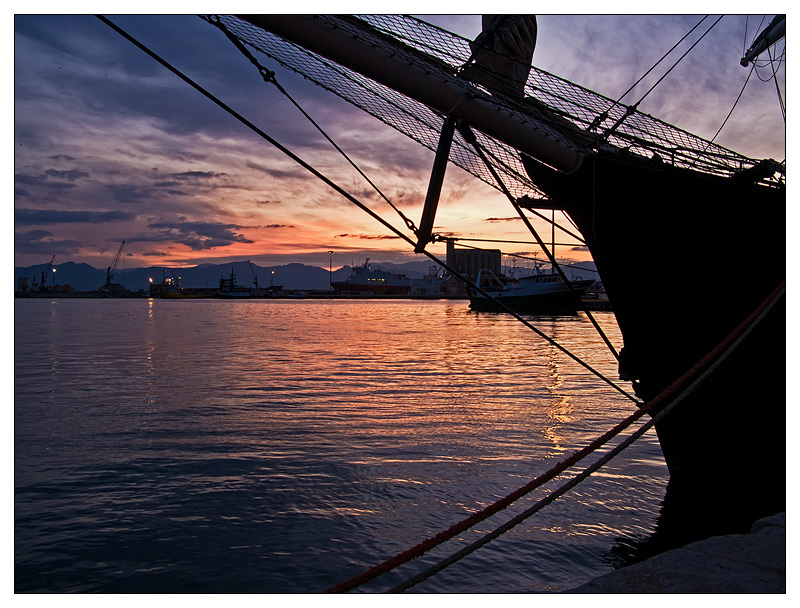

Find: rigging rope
705;63;755;149
512;199;587;245
96;14;638;406
613;15;709;106
767;46;786;121
205;15;419;234
634;15;724;107
458;123;622;364
600;15;724;140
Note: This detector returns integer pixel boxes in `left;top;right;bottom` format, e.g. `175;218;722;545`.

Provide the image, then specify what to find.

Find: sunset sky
13;11;786;271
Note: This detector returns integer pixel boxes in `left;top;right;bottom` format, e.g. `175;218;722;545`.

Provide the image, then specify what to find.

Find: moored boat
468;267;595;313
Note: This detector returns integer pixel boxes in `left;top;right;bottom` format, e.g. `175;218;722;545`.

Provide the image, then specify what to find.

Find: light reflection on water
15;299;668;593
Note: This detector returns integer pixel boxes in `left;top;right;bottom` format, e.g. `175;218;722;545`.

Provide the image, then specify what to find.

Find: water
14;298;669;593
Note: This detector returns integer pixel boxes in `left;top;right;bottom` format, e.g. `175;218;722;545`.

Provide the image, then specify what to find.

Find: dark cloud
141;220;255;250
14;230;85;256
245;161;308;181
104;184;154;204
18;229;53;240
170;170;228;180
335;233;401;240
15;172;80;189
485;217;522;222
16;208;137;225
43;168;89;181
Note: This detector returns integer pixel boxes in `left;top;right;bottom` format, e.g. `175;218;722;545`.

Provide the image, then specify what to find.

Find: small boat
468;266;594;313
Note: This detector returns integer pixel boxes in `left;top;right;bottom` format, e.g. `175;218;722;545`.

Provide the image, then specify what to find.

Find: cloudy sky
13;11;786;271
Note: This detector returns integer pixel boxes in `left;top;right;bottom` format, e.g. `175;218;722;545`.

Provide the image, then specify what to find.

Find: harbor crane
38;255;56;291
248;260;259;288
105;241;125;285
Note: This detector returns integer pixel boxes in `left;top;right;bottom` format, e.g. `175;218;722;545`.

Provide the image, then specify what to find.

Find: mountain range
13;259;448;293
15;258;599;294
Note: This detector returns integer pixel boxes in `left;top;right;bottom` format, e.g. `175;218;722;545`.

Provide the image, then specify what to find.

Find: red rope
324;280;785;593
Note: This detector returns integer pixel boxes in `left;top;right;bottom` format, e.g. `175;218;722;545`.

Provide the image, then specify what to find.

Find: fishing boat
468;266;595;313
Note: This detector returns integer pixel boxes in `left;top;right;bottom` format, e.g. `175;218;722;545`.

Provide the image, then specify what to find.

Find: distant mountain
15;261;107;292
14;258;597;293
13;259;444;293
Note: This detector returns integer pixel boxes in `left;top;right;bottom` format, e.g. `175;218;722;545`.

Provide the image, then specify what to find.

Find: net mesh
205;14;782;201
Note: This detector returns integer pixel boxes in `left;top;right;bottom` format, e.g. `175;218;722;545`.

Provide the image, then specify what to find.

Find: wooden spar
741;15;785;66
238;14;584;174
415;116;456;252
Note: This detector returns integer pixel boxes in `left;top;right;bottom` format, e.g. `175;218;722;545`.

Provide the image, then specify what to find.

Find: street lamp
271;270;275;287
328;251;334;292
52;267;56;288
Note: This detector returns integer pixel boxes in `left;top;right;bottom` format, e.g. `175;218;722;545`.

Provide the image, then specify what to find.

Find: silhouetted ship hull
210;14;785;546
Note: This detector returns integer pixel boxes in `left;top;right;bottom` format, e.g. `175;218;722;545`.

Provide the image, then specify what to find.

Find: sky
13;10;787;272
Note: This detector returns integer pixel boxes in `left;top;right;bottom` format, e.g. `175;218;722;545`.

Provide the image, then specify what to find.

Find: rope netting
206;14;783;203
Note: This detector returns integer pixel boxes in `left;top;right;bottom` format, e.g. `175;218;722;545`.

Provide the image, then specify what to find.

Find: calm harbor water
15;298;669;593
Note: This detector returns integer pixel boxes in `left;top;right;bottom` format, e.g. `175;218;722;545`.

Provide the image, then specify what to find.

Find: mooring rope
387;280;784;592
204;14;420;234
328;279;784;593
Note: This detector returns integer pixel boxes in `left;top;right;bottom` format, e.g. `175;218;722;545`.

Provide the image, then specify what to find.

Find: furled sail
460;15;537;99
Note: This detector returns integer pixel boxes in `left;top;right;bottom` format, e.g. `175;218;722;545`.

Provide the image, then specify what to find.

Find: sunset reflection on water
15;298;668;593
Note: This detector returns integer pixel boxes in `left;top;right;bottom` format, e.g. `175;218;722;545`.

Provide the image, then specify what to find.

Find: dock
565;512;785;593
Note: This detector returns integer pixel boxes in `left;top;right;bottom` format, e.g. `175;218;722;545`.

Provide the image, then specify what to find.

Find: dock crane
248;260;259;289
105;241;125;285
38;255;55;291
